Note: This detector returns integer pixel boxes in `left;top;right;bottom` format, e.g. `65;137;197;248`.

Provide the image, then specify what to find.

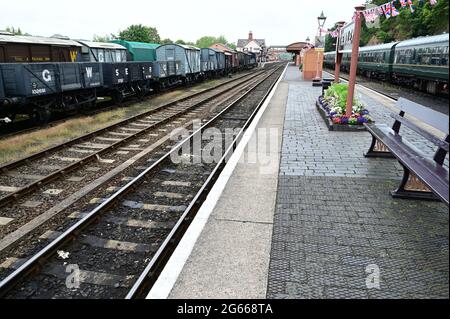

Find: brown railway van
0;33;82;63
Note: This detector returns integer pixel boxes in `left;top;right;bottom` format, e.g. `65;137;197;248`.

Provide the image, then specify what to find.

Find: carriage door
167;48;175;61
0;46;5;62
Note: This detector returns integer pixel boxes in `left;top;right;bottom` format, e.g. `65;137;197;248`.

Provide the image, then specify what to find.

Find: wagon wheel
29;108;51;125
113;90;125;105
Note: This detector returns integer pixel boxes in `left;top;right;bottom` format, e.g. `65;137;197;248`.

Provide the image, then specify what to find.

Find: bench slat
366;124;449;205
397;98;449;134
390;113;449;152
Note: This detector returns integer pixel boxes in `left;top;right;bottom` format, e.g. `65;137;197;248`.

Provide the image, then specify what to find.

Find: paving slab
268;66;449;299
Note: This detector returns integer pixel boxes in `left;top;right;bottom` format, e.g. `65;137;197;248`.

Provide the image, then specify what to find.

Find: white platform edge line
146;64;289;299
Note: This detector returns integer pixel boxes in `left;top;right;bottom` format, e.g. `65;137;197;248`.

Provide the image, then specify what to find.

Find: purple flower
361;110;370;115
341;117;349;125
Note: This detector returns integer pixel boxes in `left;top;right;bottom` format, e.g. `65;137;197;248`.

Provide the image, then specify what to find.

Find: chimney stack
248;31;253;41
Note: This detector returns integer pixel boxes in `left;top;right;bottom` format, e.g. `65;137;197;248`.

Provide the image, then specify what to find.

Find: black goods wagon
248;52;257;67
0;33;82;63
213;49;226;72
237;51;246;70
200;48;219;73
0;62;102;122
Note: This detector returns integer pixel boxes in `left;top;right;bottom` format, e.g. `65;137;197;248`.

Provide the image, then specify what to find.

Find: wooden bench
364;98;449;206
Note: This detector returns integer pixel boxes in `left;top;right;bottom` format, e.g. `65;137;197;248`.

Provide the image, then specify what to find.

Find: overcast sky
1;0;361;45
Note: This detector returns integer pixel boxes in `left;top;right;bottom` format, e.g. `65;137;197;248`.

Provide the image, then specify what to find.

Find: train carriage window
442;46;449;66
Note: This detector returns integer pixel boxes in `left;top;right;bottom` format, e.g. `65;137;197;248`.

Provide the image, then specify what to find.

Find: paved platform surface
269;66;448;299
162;65;449;299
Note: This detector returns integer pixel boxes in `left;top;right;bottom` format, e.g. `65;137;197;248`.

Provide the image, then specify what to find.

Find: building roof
237;39;266;48
0;33;82;47
396;33;449;48
158;43;200;51
77;40;127;50
110;40;160;50
210;43;236;53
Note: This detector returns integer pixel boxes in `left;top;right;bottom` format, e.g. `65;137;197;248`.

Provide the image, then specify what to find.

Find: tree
196;36;218;48
325;23;339;52
360;0;449;44
92;34;112;42
160;38;173;44
118;24;161;43
175;39;186;45
5;26;23;35
195;35;235;49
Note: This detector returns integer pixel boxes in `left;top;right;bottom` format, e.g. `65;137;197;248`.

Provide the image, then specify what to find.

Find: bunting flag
408;0;416;13
362;0;439;23
382;3;392;19
391;1;400;16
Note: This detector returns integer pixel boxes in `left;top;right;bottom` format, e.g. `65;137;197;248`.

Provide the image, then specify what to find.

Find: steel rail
0;70;258;140
126;64;285;299
0;65;285;298
0;70;269;209
0;70;264;173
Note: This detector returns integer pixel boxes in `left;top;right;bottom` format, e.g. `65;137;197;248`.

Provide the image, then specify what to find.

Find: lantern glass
318;11;327;28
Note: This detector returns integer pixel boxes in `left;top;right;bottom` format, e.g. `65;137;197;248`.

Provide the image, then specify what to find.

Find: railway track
0;71;256;140
0;63;286;298
324;69;449;115
0;69;264;208
0;67;272;251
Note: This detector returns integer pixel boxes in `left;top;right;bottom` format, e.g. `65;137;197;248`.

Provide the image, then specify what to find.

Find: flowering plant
319;84;373;125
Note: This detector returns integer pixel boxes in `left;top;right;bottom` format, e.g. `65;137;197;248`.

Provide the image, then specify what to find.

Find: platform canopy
286;42;309;55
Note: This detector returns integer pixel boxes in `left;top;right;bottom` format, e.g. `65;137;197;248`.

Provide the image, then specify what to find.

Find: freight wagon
110;40;159;62
0;62;102;122
156;44;201;82
77;40;127;63
0;32;82;63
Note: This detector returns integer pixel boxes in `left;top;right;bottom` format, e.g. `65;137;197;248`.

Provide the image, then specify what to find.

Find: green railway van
110;40;160;62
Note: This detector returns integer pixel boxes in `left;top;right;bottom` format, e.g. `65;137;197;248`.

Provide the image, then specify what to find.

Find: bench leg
391;165;440;201
364;136;395;159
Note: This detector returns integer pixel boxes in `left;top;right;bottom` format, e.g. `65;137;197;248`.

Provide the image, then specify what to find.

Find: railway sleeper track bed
0;67;274;248
0;73;254;141
0;68;267;206
0;64;286;299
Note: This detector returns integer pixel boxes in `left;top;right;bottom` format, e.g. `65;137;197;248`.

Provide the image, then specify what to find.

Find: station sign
338;21;355;52
315;36;326;49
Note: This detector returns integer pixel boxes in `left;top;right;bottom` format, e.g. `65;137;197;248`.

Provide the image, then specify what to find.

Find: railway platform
148;64;449;299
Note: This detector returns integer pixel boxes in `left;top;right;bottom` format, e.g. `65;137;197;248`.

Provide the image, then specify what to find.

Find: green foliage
195;35;235;49
119;24;161;43
325;84;350;109
5;26;24;35
325;24;338;52
92;34;112;42
160;38;173;45
361;0;449;45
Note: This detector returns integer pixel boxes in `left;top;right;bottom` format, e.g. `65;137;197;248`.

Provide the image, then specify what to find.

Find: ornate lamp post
306;36;311;43
313;11;327;83
318;11;327;37
345;4;366;117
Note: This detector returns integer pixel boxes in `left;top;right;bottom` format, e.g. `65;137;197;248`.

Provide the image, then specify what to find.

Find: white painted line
146;64;289;299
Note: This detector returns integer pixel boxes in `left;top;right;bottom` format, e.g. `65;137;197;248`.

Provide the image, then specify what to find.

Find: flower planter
316;83;374;132
316;97;367;132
